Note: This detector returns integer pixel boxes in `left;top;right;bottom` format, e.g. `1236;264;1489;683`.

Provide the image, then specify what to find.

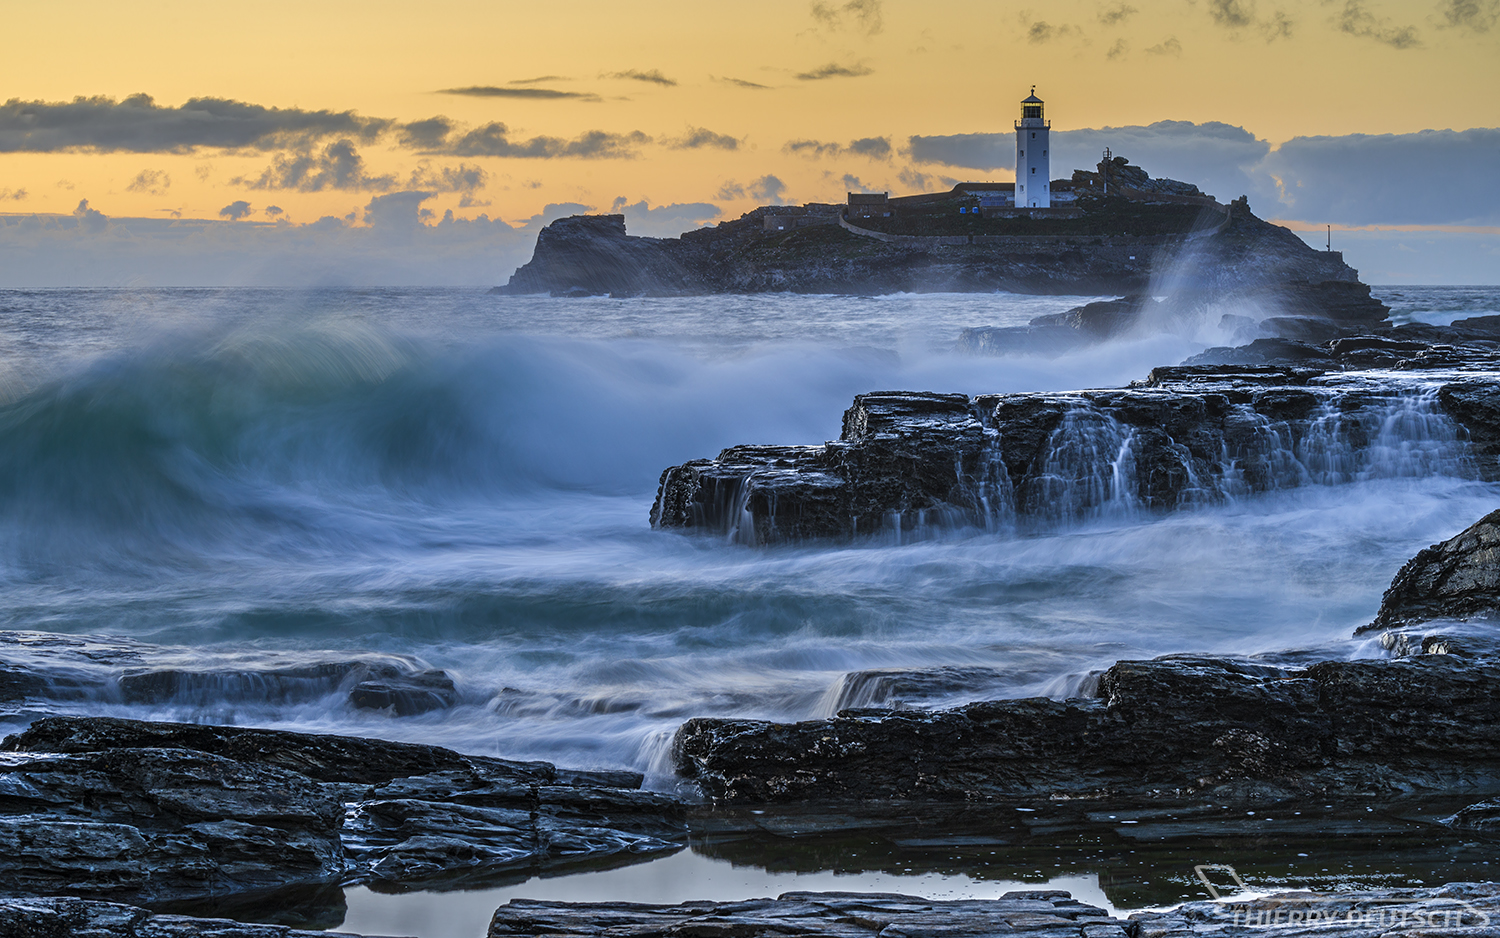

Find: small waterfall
1286;390;1469;488
970;428;1017;531
1024;408;1140;523
724;473;759;546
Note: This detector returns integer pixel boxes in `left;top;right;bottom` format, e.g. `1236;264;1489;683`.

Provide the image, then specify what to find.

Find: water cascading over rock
651;367;1490;544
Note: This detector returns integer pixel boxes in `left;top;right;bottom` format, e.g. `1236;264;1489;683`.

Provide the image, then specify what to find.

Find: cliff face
497;199;1361;298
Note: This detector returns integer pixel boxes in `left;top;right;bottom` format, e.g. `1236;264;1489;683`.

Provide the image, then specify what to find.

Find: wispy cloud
0;188;26;201
1098;3;1136;25
794;62;873;80
1439;0;1499;31
0;94;389;153
125;169;170;195
1334;0;1419;47
664;127;741;150
810;0;883;36
715;76;771;89
1202;0;1294;41
437;86;600;101
786;136;892;159
442;123;651;159
603;69;678;87
1146;36;1184;55
509;75;571;84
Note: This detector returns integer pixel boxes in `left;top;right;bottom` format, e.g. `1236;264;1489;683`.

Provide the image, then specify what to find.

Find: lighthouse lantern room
1015;87;1051;208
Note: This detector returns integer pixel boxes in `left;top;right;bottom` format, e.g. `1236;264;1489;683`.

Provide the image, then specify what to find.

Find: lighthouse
1015;87;1050;208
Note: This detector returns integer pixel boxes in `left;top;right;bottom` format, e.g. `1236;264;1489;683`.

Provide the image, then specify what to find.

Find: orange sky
2;0;1496;226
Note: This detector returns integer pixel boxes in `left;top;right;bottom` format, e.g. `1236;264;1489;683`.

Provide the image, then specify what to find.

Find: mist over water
0;286;1495;776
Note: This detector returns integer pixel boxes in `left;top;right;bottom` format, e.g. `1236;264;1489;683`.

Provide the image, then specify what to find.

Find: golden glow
1;0;1495;224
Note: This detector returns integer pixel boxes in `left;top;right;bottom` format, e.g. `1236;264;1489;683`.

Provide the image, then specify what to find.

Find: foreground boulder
0;717;686;902
486;885;1500;938
672;646;1500;803
1366;508;1500;632
652;367;1494;543
489;891;1126;938
0;896;394;938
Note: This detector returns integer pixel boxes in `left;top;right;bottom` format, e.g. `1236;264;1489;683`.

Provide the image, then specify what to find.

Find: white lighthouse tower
1015;87;1050;208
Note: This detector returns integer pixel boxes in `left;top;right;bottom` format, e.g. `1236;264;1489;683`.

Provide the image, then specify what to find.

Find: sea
0;284;1497;935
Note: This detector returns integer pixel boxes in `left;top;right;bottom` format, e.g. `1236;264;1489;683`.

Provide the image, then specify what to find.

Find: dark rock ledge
652;361;1500;544
0;895;398;938
484;884;1500;938
0;717;685;904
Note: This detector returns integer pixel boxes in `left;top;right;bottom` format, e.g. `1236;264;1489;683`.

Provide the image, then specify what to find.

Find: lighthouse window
1031;167;1036;174
1031;132;1036;139
1019;149;1024;156
1043;150;1047;156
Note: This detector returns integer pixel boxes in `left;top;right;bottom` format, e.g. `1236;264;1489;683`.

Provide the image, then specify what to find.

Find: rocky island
495;156;1364;301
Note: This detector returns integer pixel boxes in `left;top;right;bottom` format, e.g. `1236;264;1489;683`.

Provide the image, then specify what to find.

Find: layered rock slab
489;890;1127;938
652;369;1492;544
672;650;1500;803
0;896;400;938
1367;508;1500;632
0;717;686;902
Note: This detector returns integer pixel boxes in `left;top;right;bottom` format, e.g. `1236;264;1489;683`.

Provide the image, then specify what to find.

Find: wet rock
1184;338;1336;367
1366;509;1500;632
488;890;1123;938
1130;882;1499;936
0;747;345;901
824;666;1013;711
0;716;681;903
348;669;458;716
652;370;1495;544
2;716;492;784
672;651;1500;803
0;896;392;938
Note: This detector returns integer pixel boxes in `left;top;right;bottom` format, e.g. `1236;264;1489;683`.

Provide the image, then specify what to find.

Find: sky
0;0;1496;285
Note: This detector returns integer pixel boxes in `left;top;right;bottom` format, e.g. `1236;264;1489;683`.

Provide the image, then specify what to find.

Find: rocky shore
5;341;1500;936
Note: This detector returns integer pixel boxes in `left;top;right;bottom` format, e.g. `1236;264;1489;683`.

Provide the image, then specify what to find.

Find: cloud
841;173;880;192
265;205;284;217
218;200;252;221
664;127;741;150
906;133;1010;171
607;198;722;237
0;188;25;201
1440;0;1499;31
715;76;771;89
234;139;396;191
439;123;651;159
714;181;746;200
509;75;571;84
604;69;677;87
1107;38;1130;58
1208;0;1255;28
363;191;438;232
795;62;873;80
810;0;883;36
0;93;389;153
126;169;170;195
785;136;891;159
437;86;601;101
749;175;787;202
1026;20;1078;42
1146;36;1184;55
397;118;458;151
72;199;107;232
407;162;488;192
896;167;957;192
1201;0;1294;41
1098;3;1136;25
1260;128;1500;225
1334;0;1419;47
